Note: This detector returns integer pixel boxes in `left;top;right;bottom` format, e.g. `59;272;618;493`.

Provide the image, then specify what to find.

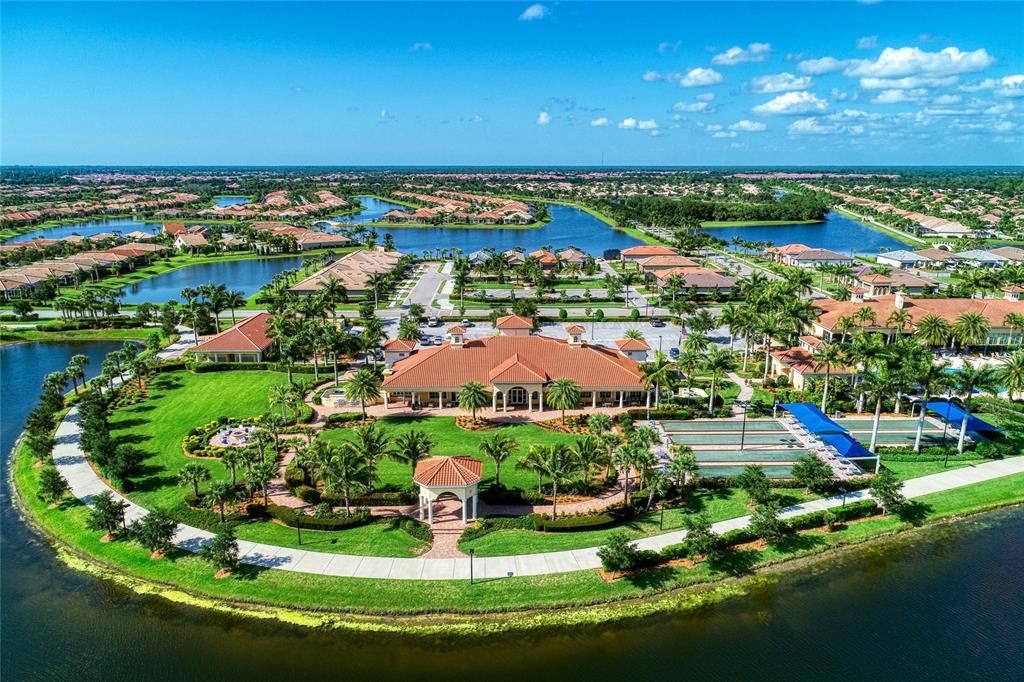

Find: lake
706;210;909;256
213;196;250;207
2;340;1023;680
339;197;645;256
5;217;160;244
119;256;306;304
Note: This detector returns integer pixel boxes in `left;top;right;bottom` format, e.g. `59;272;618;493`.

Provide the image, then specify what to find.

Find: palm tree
861;367;898;455
221;448;243;486
718;303;741;350
951;366;1000;454
587;413;613;437
757;312;783;381
998;351;1024;400
640;351;675;408
516;445;548;493
177;462;211;497
545;378;581;423
814;343;846;413
314;441;375;516
668;444;698;490
623;328;645;341
224;290;246;325
913;360;953;453
249;459;278;506
1003;312;1024;349
953;311;991;354
915;313;953;349
614;444;642;507
570;435;605;488
479;431;517;487
344;366;382;418
206;480;238;522
538;444;577;517
390;429;434;476
887;308;913;341
268;383;291;419
458;381;490;421
702;347;735;415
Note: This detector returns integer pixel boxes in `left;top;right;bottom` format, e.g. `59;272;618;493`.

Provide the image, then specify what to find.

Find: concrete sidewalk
51;397;1024;580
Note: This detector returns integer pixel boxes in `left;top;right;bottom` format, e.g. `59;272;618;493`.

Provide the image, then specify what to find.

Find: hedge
460;516;538;542
324;412;366;427
535;510;628;532
266;504;374;530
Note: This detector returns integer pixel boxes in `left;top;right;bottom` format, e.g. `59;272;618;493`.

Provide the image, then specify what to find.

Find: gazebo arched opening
413;456;483;525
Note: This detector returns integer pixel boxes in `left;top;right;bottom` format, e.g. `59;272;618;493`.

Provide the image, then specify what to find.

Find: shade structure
780;403;848;435
821;432;872;458
925;402;1002;434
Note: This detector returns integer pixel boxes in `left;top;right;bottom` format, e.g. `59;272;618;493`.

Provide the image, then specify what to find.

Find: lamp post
739;401;749;451
295;509;304;546
839;486;847;508
469;548;475;585
659;500;666;531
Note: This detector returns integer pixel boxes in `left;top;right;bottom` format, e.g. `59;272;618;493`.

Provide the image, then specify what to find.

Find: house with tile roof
381;324;650;414
769;345;855;391
875;249;932;270
620;245;677;264
191;313;276;362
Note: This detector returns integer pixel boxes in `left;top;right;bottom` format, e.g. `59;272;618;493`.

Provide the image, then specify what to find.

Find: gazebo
413;456;482;525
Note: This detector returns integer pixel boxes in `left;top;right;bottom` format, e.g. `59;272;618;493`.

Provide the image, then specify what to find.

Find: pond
118;256;306;304
338;197;644;256
5;217;161;244
213;196;250;207
706;210;910;257
2;340;1023;680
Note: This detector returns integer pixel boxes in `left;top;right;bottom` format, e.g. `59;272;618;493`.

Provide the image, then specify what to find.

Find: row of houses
197;190;348;220
0;242;168;299
163;221;353;253
621;245;738;296
827;190;985;238
876;246;1024;271
1;191;201;227
289;248;405;297
383;191;534;225
766;244;856;269
0;230;159;262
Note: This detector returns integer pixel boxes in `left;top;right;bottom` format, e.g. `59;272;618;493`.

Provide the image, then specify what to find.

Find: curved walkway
52;391;1024;580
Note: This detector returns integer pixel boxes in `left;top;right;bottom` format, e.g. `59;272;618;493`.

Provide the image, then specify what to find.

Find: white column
492;390;498;411
646;390;651;408
473;493;478;520
619;391;624;408
427;499;433;525
502;391;508;412
592;392;597;409
528;391;533;412
462;496;467;523
539;391;544;412
383;392;389;409
418;495;423;520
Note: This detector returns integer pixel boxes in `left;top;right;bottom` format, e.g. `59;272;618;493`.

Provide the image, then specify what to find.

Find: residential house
620;245;677;265
875;249;931;270
191;313;275;363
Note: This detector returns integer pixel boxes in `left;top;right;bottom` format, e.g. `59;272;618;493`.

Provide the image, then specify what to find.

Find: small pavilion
413;456;482;525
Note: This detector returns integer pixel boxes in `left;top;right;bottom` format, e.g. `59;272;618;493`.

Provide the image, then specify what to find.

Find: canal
119;256;307;304
4;217;160;244
2;344;1023;680
706;210;910;256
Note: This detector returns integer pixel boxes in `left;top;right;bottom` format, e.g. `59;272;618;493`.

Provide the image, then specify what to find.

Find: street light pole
295;509;304;546
739;402;748;451
839;486;848;508
469;548;475;585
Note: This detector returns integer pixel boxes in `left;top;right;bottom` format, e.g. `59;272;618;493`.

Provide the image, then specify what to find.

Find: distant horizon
3;163;1023;170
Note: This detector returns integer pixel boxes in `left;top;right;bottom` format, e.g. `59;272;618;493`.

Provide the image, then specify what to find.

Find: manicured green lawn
235;519;427;557
319;416;581;492
460;487;812;556
0;327;160;345
882;458;987;480
110;370;291;509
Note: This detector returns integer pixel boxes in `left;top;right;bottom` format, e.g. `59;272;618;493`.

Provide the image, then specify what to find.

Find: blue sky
3;1;1023;166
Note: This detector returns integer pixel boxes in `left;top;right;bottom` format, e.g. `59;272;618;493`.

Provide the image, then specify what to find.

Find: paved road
51;388;1024;580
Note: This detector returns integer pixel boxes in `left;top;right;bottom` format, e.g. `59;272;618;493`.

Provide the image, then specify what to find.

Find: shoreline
831;206;927;247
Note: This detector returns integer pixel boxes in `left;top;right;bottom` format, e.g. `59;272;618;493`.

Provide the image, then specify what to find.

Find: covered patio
413;456;482;526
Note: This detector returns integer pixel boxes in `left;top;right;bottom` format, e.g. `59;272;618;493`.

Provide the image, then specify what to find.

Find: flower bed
455;416;495;431
324;412;376;429
535;416;589;434
182;416;261;458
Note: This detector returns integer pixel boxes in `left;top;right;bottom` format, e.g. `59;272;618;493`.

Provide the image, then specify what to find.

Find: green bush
284;463;306;489
266;504;372;530
293;485;321;504
322;490;418;506
460;515;538;542
386;516;433;543
324;412;365;427
535;509;628;532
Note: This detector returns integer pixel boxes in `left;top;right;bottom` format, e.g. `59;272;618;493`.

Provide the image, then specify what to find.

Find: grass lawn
110;370;291;509
14;425;1022;619
882;458;988;480
0;326;161;346
700;219;821;228
319;416;581;492
461;487;814;556
234;519;427;557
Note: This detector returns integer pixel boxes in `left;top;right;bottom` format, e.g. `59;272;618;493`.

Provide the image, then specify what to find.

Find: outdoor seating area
210;424;260;448
779;403;876;477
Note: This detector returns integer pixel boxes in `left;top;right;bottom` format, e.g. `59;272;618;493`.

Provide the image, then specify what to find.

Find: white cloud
846;46;995;79
986;102;1015;115
680;67;723;87
857;35;879;50
696;93;716;102
711;43;772;66
860;75;959;90
658;40;682;55
637;119;659;130
747;72;812;93
798;57;849;75
729;119;767;132
712;131;738;138
966;75;1024;97
590;117;610;127
753;91;829;116
410;42;432;52
379;109;395;121
672;100;712;113
642;71;662;82
704;124;723;131
518;3;549;21
471;114;484;124
536;111;551;125
618;118;638;129
871;89;927;104
932;94;962;105
788;117;840;135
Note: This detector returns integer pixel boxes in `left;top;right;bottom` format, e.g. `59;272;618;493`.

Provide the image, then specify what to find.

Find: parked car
668;347;680;359
650;317;666;328
461;318;474;327
427;316;442;327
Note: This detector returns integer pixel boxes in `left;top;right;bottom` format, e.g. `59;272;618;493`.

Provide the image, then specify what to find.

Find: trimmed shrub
536;508;630;532
460;515;538;542
387;516;433;543
293;485;321;504
266;504;372;530
324;412;365;427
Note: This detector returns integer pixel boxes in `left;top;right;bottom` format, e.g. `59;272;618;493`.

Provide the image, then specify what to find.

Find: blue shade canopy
821;433;872;457
780;403;848;435
925;402;1002;434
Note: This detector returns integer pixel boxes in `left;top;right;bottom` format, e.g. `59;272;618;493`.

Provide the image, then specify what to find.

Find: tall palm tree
268;383;291;419
915;313;953;349
913;360;953;453
886;308;913;341
569;435;605;488
757;312;783;381
718;303;741;350
516;445;548;493
458;380;490;421
668;444;698;490
206;480;238;523
861;367;898;457
177;461;212;497
814;343;846;413
315;441;375;516
702;346;735;415
614;444;642;507
953;312;991;354
545;378;581;423
344;366;382;418
390;429;434;476
640;351;675;408
1003;312;1024;350
998;351;1024;400
952;366;1000;454
249;459;278;506
479;431;517;487
538;444;577;518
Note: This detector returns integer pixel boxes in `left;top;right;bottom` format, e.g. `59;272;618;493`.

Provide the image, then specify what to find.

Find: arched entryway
507;386;528;405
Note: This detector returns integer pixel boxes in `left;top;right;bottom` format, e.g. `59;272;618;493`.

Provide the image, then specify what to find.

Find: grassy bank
832;207;926;247
12;435;1022;628
700;219;822;228
0;326;159;346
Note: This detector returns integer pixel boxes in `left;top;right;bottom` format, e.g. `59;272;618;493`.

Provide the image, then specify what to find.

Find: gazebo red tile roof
413;457;483;488
495;314;533;330
383;338;417;351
